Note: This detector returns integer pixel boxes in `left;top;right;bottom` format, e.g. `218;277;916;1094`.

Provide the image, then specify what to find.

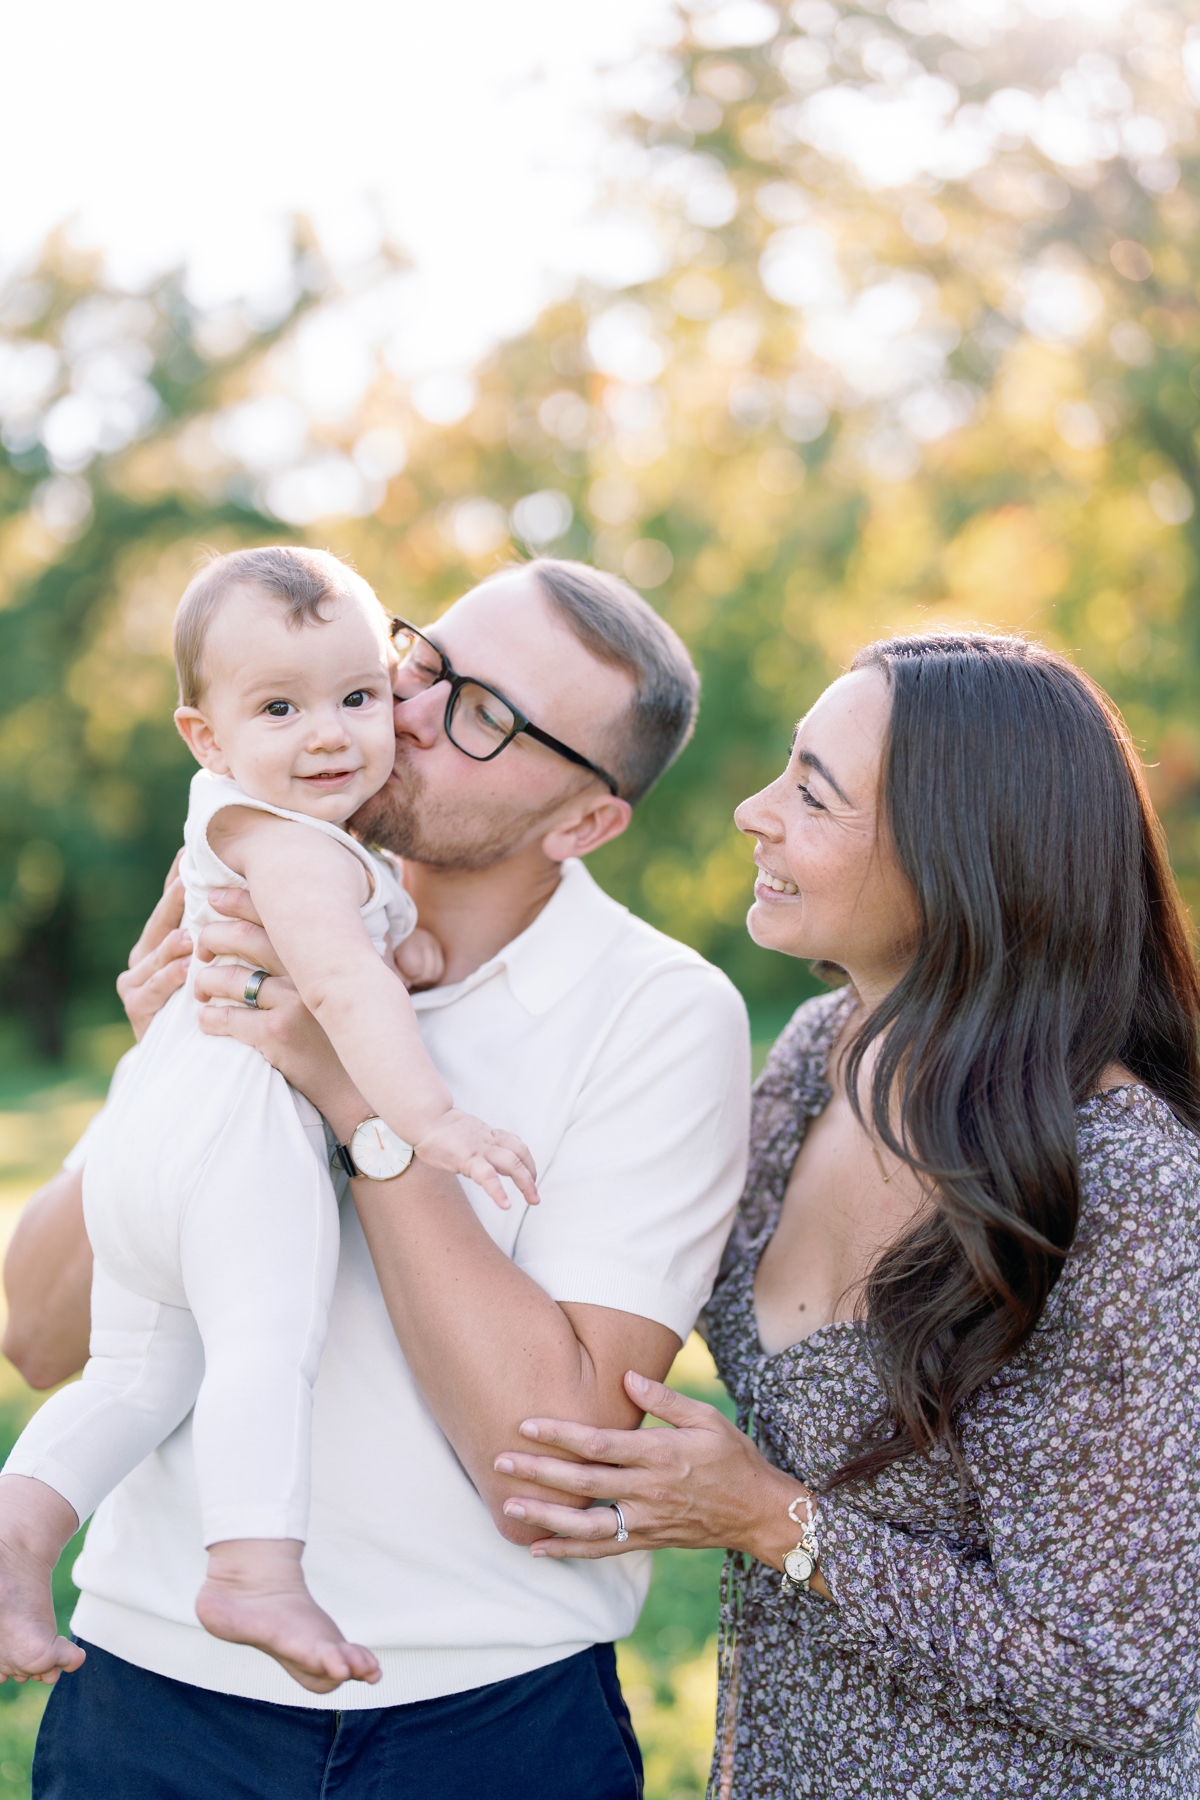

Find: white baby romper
4;769;417;1549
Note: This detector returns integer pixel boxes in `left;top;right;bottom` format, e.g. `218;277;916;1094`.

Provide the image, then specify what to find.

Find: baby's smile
297;768;361;789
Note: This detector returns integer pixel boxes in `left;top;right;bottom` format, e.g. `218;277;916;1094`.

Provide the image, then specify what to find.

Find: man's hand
116;852;191;1041
193;892;369;1131
393;927;444;992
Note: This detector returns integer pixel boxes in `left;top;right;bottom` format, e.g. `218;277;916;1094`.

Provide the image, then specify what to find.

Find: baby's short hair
174;545;380;707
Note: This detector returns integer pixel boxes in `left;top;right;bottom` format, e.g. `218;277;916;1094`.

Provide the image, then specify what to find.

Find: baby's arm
212;811;536;1209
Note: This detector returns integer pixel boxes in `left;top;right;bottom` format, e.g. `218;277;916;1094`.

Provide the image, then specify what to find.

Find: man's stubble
351;747;569;873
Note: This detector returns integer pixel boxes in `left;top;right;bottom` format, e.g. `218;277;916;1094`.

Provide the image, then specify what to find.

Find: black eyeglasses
389;619;621;797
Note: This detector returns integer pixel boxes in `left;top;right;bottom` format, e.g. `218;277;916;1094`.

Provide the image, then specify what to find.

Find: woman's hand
192;890;369;1137
495;1372;828;1593
116;852;191;1041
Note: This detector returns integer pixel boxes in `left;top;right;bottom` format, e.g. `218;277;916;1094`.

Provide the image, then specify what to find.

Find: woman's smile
754;870;799;898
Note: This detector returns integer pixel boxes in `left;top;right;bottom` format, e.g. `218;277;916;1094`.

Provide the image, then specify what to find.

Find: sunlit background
2;0;1200;1789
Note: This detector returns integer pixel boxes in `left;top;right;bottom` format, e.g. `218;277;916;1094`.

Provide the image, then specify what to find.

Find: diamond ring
611;1502;629;1543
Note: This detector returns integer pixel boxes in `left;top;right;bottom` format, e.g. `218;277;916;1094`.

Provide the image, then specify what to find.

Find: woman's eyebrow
799;749;852;806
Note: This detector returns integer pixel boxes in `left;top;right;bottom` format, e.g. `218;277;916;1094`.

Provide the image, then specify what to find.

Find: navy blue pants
33;1638;643;1799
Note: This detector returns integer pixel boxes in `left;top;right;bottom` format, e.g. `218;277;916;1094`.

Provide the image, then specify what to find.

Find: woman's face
735;666;919;1001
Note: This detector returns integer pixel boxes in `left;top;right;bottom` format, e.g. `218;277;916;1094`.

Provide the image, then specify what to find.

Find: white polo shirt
66;858;751;1708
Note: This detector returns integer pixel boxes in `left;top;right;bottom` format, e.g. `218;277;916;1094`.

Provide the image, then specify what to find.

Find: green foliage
0;245;322;1062
1;9;1199;1053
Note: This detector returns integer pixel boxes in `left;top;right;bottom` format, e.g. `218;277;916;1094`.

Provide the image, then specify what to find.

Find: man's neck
404;849;566;988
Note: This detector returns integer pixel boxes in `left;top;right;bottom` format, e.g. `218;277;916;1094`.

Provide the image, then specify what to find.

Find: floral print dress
703;988;1200;1799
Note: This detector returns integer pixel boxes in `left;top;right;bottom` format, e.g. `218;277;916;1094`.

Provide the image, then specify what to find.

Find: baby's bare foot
0;1475;84;1685
197;1539;380;1694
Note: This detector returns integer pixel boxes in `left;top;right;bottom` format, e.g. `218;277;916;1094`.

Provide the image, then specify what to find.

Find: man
4;558;750;1800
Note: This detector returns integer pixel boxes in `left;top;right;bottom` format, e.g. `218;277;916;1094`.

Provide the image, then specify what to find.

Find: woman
495;633;1200;1797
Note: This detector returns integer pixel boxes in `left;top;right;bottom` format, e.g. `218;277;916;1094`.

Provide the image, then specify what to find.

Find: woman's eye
264;701;293;718
798;783;824;811
343;690;369;709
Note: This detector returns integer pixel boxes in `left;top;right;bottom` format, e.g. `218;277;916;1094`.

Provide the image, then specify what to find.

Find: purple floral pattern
703;988;1200;1798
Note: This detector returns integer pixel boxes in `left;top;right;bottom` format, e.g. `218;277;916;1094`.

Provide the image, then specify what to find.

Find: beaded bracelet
781;1492;819;1593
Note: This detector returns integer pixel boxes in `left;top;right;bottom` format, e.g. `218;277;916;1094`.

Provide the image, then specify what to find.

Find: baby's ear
174;707;228;772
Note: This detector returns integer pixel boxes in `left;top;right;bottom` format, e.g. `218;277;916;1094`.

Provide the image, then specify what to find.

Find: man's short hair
174;545;376;707
523;558;700;805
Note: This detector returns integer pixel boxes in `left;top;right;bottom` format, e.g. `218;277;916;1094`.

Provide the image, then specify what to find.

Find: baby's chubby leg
0;1475;85;1683
197;1540;380;1693
182;1084;378;1690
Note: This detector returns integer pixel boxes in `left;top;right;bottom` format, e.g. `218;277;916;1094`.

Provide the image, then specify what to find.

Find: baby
0;546;538;1693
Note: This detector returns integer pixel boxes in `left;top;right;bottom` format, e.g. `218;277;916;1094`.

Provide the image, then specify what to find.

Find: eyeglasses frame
389;618;621;797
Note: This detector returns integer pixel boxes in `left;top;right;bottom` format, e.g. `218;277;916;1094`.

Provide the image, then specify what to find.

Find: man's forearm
348;1158;679;1544
190;952;682;1540
3;1167;93;1389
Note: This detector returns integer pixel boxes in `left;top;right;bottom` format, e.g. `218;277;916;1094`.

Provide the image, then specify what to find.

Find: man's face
352;570;634;870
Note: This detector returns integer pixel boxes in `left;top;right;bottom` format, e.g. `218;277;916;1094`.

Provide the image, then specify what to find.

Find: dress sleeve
814;1108;1200;1758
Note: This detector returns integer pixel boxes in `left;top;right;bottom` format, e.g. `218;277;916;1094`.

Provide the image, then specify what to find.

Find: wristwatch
332;1116;415;1181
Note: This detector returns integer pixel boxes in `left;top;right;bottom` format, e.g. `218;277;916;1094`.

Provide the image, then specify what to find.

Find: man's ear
540;792;633;863
174;707;229;773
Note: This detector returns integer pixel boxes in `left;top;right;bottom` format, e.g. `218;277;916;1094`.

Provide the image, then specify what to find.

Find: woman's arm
507;1142;1200;1758
488;1374;833;1598
3;1167;92;1389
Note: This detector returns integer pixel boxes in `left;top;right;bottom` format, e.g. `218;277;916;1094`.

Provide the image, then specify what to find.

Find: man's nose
393;682;446;749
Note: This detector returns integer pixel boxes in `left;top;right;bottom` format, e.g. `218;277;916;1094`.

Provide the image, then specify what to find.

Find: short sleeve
369;849;418;947
511;961;751;1339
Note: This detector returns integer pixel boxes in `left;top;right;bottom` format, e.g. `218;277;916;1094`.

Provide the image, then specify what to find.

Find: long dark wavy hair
830;631;1200;1489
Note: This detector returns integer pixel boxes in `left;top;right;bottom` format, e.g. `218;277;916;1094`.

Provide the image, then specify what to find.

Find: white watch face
350;1117;414;1180
784;1547;814;1585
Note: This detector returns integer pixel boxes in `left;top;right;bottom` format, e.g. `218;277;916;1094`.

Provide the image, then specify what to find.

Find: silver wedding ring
611;1502;629;1543
243;969;270;1008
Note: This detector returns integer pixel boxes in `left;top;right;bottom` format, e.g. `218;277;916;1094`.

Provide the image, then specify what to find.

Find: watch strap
332;1142;358;1178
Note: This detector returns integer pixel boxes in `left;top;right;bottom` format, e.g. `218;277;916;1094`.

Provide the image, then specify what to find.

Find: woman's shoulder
755;985;855;1103
1067;1084;1200;1301
744;986;859;1166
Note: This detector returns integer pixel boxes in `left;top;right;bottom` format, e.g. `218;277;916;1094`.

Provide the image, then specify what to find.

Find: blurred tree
2;0;1200;1060
0;242;319;1060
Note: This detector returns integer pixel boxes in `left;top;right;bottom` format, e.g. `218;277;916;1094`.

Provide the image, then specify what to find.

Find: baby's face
181;585;397;823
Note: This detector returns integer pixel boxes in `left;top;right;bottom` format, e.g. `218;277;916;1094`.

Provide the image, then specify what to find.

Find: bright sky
2;0;676;376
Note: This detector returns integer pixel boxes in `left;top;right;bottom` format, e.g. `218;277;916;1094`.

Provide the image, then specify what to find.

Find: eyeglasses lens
446;682;517;760
393;628;446;699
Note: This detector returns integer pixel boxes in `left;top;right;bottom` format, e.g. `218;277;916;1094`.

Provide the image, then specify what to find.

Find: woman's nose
735;785;782;838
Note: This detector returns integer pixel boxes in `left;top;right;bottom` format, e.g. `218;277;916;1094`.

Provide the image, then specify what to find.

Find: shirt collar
410;858;630;1018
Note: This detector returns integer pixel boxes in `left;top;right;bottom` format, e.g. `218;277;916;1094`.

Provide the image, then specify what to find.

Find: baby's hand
414;1109;539;1211
393;927;445;992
